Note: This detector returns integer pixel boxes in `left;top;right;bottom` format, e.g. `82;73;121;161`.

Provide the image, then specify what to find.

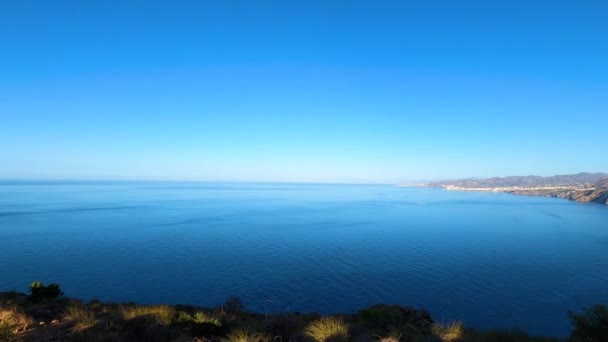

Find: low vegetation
0;322;20;342
432;321;463;342
65;304;97;331
222;329;271;342
121;304;176;325
304;317;349;342
376;327;403;342
0;282;606;341
28;281;63;303
192;311;222;326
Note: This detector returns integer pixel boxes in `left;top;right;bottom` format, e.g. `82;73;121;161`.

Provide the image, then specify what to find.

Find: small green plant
193;311;222;326
431;321;463;342
304;317;349;342
569;304;608;341
28;281;63;303
65;304;97;331
177;310;227;337
176;310;222;326
222;329;271;342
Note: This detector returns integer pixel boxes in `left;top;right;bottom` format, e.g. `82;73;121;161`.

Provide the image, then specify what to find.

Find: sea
1;181;607;336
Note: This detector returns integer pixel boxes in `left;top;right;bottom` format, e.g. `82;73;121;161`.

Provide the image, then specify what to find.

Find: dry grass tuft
377;326;403;342
65;304;98;331
0;305;32;341
121;304;175;325
304;317;349;342
0;306;31;329
432;321;463;342
0;322;21;342
222;328;271;342
378;337;399;342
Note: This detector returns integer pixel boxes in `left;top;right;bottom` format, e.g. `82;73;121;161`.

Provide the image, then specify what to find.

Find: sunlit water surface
1;182;607;336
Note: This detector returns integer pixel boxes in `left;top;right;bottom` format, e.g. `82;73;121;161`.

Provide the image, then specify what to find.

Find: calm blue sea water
1;182;607;336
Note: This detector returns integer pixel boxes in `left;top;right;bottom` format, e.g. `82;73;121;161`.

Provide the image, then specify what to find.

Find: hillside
507;178;608;205
427;173;608;189
426;173;608;205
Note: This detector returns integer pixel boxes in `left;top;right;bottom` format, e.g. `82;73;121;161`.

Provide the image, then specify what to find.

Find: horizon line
0;171;606;186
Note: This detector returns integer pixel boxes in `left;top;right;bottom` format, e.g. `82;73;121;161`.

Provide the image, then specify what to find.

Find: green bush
569;304;608;341
28;281;63;303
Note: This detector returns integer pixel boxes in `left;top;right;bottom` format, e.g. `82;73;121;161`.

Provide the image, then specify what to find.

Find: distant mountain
427;172;608;188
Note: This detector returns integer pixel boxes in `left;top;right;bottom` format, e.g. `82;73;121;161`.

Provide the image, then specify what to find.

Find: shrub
569;304;608;341
304;317;349;342
264;313;311;339
431;321;463;342
65;304;97;331
223;296;244;313
28;281;63;303
222;329;271;342
193;312;222;326
357;305;412;332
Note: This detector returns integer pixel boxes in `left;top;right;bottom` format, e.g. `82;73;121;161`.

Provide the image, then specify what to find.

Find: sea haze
1;181;607;336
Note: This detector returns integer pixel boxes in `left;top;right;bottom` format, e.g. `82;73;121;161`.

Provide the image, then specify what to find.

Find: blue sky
1;1;607;183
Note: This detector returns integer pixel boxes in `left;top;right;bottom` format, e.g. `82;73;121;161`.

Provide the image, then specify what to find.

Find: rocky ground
506;179;608;205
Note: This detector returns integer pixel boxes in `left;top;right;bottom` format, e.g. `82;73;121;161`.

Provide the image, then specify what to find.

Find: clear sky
1;1;607;183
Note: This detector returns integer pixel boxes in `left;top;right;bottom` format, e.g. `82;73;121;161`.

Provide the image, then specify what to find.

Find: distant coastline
410;172;608;205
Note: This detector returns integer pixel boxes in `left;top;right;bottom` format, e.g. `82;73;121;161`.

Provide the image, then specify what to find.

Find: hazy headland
421;173;608;205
